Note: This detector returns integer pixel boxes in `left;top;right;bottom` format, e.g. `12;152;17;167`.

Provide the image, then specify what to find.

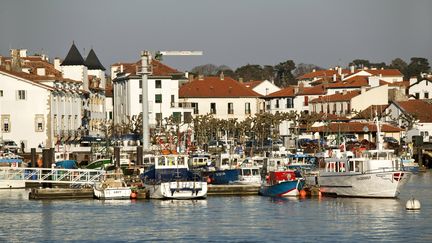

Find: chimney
312;69;316;73
342;90;348;95
198;74;204;80
189;74;194;82
54;58;61;71
333;74;337;82
120;64;124;73
294;86;299;94
341;74;345;80
337;66;342;76
36;68;46;76
19;49;27;58
220;71;224;80
239;77;243;83
350;65;355;73
5;63;11;71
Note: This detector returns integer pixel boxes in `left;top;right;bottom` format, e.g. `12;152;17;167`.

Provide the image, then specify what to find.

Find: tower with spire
85;48;106;91
60;42;89;90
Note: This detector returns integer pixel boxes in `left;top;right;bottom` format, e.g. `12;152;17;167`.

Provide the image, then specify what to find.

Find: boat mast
375;113;383;150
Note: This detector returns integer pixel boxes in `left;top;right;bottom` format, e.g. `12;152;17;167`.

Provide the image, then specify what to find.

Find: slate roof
61;43;85;66
85;49;105;70
179;76;261;98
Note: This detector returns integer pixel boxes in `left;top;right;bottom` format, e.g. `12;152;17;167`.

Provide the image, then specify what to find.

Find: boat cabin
217;153;241;170
155;155;189;170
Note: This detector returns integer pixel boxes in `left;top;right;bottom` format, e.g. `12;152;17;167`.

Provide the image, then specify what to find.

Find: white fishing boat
140;154;207;199
237;165;261;185
318;118;411;198
93;169;132;200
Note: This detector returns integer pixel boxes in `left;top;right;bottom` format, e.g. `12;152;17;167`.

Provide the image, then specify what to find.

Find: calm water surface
1;171;432;242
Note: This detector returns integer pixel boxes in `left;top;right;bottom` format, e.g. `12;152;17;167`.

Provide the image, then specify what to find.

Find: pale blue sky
1;0;431;73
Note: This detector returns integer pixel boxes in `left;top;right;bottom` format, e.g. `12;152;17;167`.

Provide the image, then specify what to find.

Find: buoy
130;192;137;199
406;197;421;210
299;189;307;197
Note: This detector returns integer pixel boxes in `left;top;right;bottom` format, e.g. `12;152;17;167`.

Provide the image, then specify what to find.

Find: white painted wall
351;85;388;112
0;73;50;149
409;79;432;99
252;80;280;96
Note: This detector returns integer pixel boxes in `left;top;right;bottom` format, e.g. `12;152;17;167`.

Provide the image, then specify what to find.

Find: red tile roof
310;90;361;103
243;80;262;89
112;59;181;77
309;122;402;133
314;112;350;121
352;104;389;119
324;76;368;88
266;86;296;98
394;99;432;123
297;69;351;80
297;85;327;95
179;76;261;98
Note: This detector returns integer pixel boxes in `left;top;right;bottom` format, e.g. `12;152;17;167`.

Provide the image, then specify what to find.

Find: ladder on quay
0;167;105;185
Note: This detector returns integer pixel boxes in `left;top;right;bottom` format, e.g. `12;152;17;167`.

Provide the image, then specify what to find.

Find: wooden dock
29;188;94;200
208;184;260;196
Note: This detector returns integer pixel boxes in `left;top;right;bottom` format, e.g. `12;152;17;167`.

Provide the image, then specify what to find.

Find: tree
405;57;430;80
389;58;408;74
293;63;323;78
216;66;237;79
235;64;264;82
190;64;219;76
274;60;296;87
349;59;371;69
262;65;276;81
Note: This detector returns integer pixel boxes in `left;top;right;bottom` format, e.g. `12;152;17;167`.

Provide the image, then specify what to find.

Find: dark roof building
61;42;85;66
85;49;105;71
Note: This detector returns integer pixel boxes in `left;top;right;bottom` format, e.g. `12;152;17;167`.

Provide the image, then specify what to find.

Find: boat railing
362;167;404;174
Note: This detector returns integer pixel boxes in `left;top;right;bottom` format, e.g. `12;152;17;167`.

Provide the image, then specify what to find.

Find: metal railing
0;167;105;185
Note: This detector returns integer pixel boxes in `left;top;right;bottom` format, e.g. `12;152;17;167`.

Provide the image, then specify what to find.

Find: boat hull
93;187;132;199
0;180;25;189
145;181;208;199
259;179;305;197
319;171;410;198
204;169;239;185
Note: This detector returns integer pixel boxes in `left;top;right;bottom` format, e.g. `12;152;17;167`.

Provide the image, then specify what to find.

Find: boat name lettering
356;176;371;180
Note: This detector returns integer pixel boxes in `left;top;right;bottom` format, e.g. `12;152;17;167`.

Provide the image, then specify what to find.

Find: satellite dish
363;126;369;133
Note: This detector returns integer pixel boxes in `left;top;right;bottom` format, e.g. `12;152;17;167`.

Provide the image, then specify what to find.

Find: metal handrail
0;167;105;185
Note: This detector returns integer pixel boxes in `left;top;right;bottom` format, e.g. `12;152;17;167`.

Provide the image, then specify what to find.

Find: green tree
293;63;323;78
349;59;371;69
389;58;408;74
235;64;264;82
405;57;430;80
190;64;219;76
274;60;296;87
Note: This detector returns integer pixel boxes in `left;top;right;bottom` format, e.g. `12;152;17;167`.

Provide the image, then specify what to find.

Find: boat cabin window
222;158;230;166
158;157;165;166
354;161;363;172
178;157;185;166
252;169;259;175
349;161;354;172
242;169;251;176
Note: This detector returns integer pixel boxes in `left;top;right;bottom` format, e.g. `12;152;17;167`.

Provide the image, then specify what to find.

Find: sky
1;0;431;74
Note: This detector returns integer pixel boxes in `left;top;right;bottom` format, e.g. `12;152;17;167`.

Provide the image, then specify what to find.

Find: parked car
1;140;20;153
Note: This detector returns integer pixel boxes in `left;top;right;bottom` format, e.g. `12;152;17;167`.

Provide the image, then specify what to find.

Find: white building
111;59;192;133
179;74;262;121
408;77;432;99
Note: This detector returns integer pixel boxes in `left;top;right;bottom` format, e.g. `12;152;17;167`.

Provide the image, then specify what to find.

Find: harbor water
1;171;432;242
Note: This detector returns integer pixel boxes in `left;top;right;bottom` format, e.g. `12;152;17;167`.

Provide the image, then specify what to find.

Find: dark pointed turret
61;42;85;66
85;48;106;71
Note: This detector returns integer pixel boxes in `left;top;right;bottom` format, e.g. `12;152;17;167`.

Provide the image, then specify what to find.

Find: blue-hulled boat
202;153;241;184
259;170;305;197
140;154;207;199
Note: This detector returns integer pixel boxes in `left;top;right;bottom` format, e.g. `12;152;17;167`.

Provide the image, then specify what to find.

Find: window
245;102;251;114
275;100;279;109
139;81;142;88
155;94;162;103
17;90;26;100
304;96;309;106
286;98;293;108
156;113;162;126
184;112;192;123
35;114;44;132
228;103;234;114
155;80;162;88
415;93;420;99
172;112;181;123
192;103;199;114
210;103;216;114
139;94;142;103
425;92;429;99
0;90;3;97
171;95;175;107
1;115;10;133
